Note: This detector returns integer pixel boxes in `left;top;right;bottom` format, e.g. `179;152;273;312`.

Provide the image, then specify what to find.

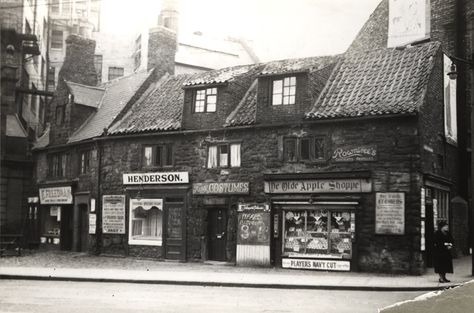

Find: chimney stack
147;26;177;76
157;0;179;35
58;34;97;87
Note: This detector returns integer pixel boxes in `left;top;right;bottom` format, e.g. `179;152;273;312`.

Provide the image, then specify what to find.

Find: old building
1;0;50;245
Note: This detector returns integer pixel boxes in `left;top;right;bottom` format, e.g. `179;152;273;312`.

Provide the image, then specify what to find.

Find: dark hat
438;220;448;229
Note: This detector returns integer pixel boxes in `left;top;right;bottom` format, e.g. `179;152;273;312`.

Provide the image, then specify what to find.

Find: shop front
38;185;74;250
264;172;372;272
121;172;190;260
192;181;250;262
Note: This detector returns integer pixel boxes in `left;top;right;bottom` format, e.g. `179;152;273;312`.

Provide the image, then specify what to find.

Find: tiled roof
225;80;258;127
260;56;336;76
183;64;254;86
306;42;440;119
68;70;152;143
65;81;105;108
108;74;191;135
33;124;50;149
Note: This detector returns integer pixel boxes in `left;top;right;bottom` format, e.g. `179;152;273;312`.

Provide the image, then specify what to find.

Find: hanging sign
39;186;73;204
123;172;189;185
264;178;372;194
193;182;249;195
282;258;350;271
102;195;126;234
375;192;405;235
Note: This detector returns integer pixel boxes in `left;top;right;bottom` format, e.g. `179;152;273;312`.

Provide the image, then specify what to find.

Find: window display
282;208;354;259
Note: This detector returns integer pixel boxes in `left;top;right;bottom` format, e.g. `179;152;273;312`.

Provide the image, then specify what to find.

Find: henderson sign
123;172;189;185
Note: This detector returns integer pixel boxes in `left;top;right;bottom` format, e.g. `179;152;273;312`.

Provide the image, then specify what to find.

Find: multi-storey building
1;0;50;240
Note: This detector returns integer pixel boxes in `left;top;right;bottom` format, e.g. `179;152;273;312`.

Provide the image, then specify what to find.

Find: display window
282;208;355;259
129;198;163;246
40;206;61;244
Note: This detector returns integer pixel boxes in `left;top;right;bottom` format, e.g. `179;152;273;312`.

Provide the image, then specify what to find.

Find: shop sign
331;145;377;162
123;172;189;185
264;179;372;194
193;182;249;195
102;195;126;234
130;198;163;210
282;258;350;271
39;186;73;204
89;214;96;234
375;192;405;235
237;203;270;246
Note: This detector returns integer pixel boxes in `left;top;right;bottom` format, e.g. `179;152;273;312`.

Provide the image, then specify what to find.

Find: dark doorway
208;208;227;261
78;204;89;252
60;206;73;251
425;203;434;267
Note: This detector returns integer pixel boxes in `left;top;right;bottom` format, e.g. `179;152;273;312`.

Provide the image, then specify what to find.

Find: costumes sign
39;186;73;204
193;182;249;195
375;192;405;235
102;195;126;234
282;258;350;271
123;172;189;185
264;179;372;194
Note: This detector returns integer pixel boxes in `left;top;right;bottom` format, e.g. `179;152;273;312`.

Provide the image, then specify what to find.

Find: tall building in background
1;0;51;237
48;0;101;90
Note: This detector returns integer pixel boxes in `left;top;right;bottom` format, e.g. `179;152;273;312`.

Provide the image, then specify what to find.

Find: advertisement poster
102;195;126;234
237;204;270;245
375;192;405;235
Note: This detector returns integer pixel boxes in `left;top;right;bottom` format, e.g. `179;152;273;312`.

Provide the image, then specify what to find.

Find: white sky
100;0;382;61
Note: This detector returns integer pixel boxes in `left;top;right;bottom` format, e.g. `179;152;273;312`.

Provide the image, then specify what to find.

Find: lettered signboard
375;192;405;235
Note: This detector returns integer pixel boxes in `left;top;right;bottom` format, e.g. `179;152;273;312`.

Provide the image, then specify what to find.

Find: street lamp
447;54;474;276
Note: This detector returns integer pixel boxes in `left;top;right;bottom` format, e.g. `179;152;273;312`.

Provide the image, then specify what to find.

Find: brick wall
147;26;176;76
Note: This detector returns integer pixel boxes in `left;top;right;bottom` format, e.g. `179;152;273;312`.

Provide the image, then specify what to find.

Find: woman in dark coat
433;220;454;283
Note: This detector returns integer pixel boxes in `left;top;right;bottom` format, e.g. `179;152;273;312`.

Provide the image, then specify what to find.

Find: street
0;279;425;313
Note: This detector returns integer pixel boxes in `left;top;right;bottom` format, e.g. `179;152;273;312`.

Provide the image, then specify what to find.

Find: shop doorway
208;208;227;261
165;204;185;260
60;206;73;251
425;203;434;267
78;204;89;252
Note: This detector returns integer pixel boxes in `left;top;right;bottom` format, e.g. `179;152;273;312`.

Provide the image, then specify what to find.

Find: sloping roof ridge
416;41;443;111
107;73;173;135
67;107;101;143
99;69;152;88
65;80;106;91
224;79;258;127
344;41;441;61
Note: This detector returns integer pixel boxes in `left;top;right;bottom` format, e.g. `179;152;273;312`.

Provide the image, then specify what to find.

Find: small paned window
51;30;63;49
80;150;91;174
194;88;217;113
272;76;296;105
108;67;124;81
48;153;67;177
207;143;241;168
283;136;327;162
283;138;297;162
143;144;173;167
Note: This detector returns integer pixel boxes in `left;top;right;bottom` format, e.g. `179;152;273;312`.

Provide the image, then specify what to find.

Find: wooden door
78;204;89;252
425;203;434;267
165;205;185;260
60;206;73;251
208;208;227;261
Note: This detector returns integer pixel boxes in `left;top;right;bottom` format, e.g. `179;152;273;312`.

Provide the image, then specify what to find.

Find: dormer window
194;87;217;113
272;76;296;105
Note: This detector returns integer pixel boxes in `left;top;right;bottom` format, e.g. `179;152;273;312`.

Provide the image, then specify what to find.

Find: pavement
0;250;473;291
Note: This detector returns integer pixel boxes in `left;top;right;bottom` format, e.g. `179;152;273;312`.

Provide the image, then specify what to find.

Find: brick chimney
58;34;97;86
147;26;177;76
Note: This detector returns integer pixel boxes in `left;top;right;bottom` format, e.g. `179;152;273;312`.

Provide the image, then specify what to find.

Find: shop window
129;198;163;246
79;150;91;174
143;144;173;168
207;143;241;168
272;76;296;105
194;87;217;113
283;136;327;162
108;67;124;81
282;208;354;259
433;189;450;224
48;153;68;178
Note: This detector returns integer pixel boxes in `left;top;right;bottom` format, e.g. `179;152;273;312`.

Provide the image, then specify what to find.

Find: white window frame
194;87;217;113
272;76;296;105
207;143;241;168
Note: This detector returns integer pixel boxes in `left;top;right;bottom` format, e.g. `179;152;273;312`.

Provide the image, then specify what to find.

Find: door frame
207;206;228;261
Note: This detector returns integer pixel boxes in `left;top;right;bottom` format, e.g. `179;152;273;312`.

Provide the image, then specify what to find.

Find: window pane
195;99;205;112
273;80;283;94
144;147;153;166
165;144;173;166
283;96;289;105
314;138;325;160
289;95;296;104
131;206;163;240
155;146;163;166
289;76;296;85
207;95;217;112
300;139;310;160
219;145;228;167
81;153;86;174
61;154;67;176
273;94;282;105
230;143;241;167
208;146;218;168
284;139;297;162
